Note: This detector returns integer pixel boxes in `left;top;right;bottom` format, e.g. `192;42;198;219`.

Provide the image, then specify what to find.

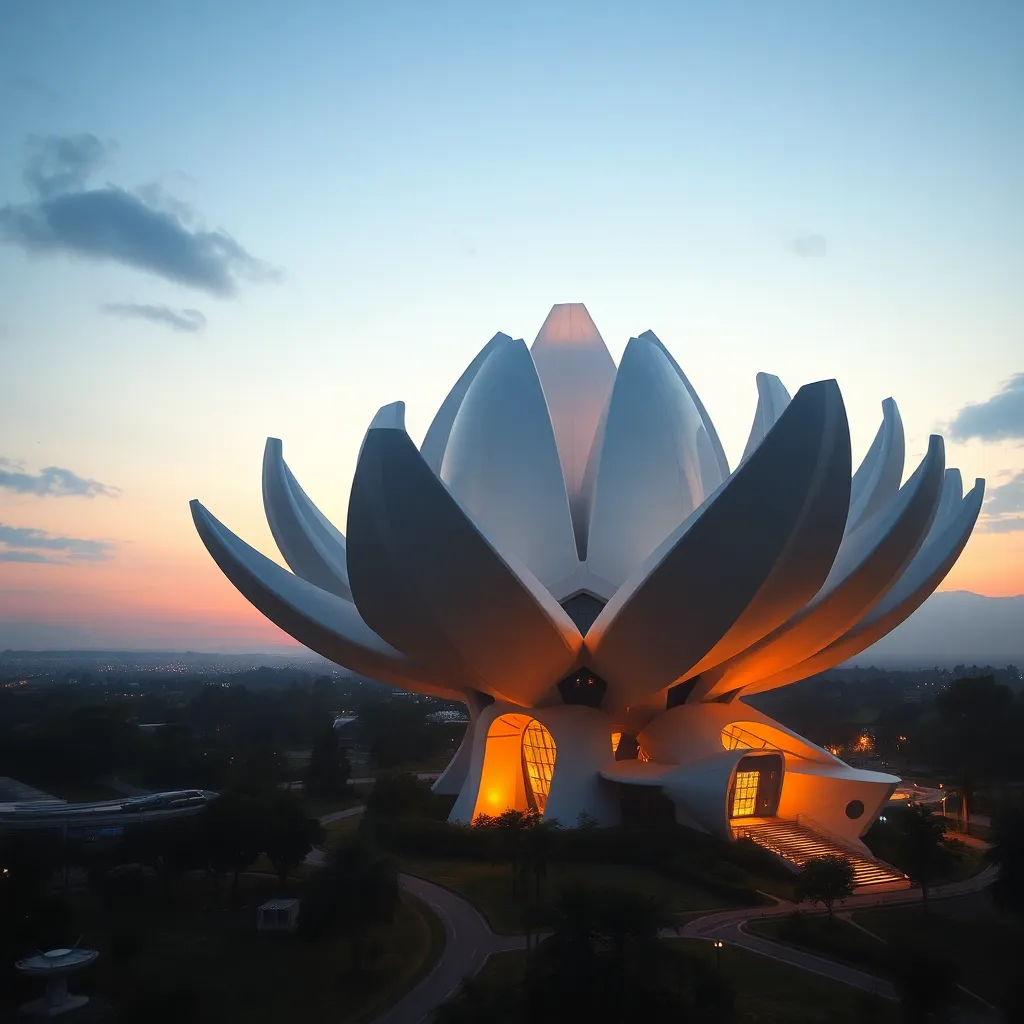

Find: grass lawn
77;872;442;1024
746;912;891;976
471;943;899;1023
853;897;1023;1008
396;856;738;933
322;812;365;850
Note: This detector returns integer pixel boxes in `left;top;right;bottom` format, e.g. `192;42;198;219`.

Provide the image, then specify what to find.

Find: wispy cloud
790;233;828;258
949;373;1024;443
0;134;279;295
979;470;1024;532
0;458;120;498
0;523;115;563
101;302;206;333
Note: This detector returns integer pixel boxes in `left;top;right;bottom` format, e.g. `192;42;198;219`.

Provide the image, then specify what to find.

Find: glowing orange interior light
731;770;759;817
611;731;622;755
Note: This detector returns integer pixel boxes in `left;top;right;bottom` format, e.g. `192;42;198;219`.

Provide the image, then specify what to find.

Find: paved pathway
374;875;525;1024
309;803;997;1022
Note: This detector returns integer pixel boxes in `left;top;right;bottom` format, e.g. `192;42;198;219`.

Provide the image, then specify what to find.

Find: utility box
258;898;300;934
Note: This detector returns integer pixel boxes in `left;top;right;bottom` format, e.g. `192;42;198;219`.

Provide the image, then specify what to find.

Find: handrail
793;814;902;872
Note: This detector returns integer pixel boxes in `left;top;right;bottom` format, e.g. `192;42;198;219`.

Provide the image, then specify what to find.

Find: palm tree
892;804;956;911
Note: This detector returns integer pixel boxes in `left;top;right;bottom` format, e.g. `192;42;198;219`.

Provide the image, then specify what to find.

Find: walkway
374;876;525;1024
309;805;997;1023
679;865;999;1002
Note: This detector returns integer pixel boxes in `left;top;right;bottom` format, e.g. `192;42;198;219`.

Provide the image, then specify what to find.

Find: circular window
845;800;865;820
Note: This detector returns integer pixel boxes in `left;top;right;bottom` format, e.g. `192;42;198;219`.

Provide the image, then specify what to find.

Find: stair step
732;817;906;888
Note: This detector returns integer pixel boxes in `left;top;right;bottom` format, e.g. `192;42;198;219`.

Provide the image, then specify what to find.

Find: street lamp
713;939;724;971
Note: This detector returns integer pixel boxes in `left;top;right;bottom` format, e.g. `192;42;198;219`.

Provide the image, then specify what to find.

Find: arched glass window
521;719;556;814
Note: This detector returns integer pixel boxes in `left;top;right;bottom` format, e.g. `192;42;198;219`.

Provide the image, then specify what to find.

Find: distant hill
854;591;1024;667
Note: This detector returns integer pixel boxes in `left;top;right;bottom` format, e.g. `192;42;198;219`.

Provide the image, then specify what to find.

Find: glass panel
731;770;760;818
722;723;771;751
522;719;557;814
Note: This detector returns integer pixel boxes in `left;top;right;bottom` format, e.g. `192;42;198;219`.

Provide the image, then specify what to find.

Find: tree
890;804;957;910
304;725;351;799
492;808;537;897
796;854;856;920
988;803;1024;918
524;885;733;1023
299;838;399;971
364;772;435;821
263;792;325;889
229;743;285;795
525;817;561;900
197;793;267;905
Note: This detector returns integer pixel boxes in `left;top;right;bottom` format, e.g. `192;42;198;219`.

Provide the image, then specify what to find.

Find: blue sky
1;0;1022;647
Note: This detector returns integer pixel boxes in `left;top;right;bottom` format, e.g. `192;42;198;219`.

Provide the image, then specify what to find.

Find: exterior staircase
732;817;907;888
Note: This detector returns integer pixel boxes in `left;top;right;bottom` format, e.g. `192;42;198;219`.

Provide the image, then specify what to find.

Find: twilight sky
1;0;1022;650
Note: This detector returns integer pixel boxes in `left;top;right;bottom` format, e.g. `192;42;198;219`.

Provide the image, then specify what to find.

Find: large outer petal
696;434;946;699
530;303;617;558
440;337;580;591
190;499;462;701
584;334;727;592
584;379;852;711
347;402;583;707
262;438;352;600
740;471;984;695
420;333;512;474
847;398;905;534
740;373;792;463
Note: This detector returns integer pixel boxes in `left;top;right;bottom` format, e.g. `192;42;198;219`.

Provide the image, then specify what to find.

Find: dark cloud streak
0;458;119;498
101;303;206;333
0;524;115;563
790;234;828;258
0;133;278;295
949;374;1024;443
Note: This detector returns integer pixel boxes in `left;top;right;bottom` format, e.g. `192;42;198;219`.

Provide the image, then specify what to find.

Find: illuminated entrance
472;714;557;819
728;753;784;819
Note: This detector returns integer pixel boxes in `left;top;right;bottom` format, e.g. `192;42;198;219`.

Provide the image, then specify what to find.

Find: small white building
257;898;300;934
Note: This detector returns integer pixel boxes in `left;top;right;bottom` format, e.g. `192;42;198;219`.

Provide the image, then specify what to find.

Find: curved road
311;807;997;1023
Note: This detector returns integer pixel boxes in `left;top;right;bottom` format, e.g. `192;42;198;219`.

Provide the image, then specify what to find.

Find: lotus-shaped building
192;303;983;876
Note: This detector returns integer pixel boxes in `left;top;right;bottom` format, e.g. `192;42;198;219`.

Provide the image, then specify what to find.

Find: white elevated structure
16;947;98;1017
192;303;984;872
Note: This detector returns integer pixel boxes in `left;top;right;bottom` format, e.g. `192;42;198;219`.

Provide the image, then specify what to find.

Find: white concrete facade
192;303;983;848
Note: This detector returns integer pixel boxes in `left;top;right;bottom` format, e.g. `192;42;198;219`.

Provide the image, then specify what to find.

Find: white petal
847;398;905;533
440;337;580;590
740;373;791;463
741;472;984;695
584;334;727;589
530;303;617;557
262;438;352;600
420;333;512;474
347;402;583;706
190;499;460;701
698;435;946;699
641;331;730;486
584;379;852;711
